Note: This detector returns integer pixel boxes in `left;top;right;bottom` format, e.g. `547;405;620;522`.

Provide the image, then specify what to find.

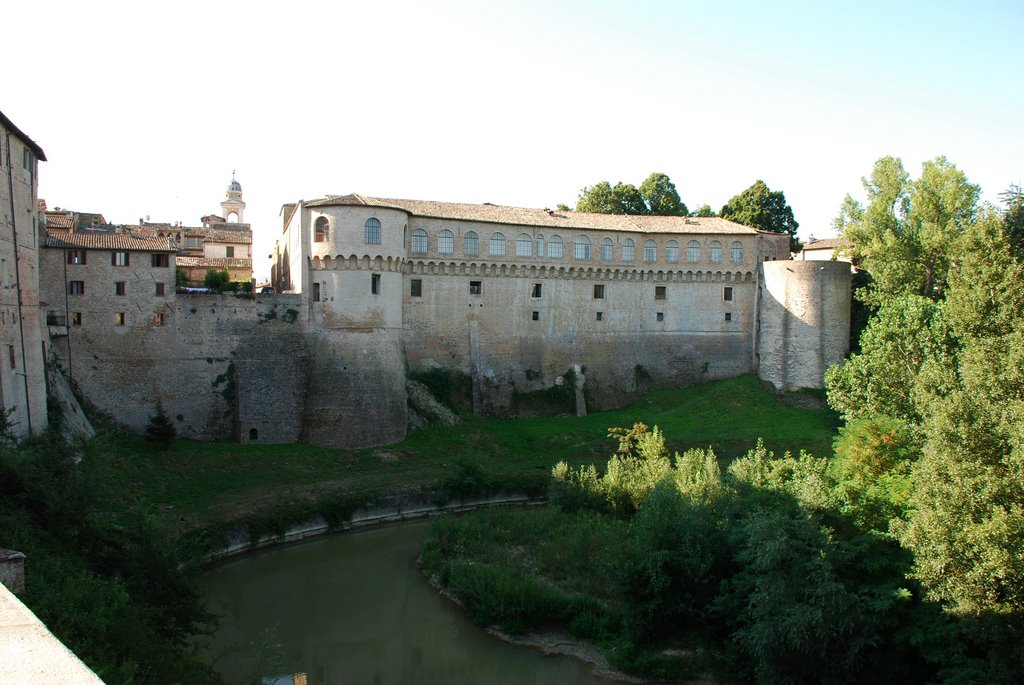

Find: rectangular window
655;286;666;300
186;236;199;248
155;282;165;296
725;312;733;321
155;312;168;326
313;283;321;302
112;251;129;266
115;281;126;296
68;250;86;265
8;345;15;370
371;273;381;295
151;253;169;267
724;286;733;302
115;312;125;326
71;312;82;325
596;311;603;321
226;246;235;258
593;284;605;299
656;312;665;322
531;283;542;298
469;280;482;296
69;280;85;295
532;311;539;321
23;147;32;170
410;279;422;297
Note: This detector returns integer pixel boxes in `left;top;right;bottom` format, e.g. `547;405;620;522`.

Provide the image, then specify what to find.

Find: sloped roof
303;194;763;235
0;110;46;161
182;226;252;244
176;256;252;269
45;212;74;229
44;231;176;252
804;237;849;250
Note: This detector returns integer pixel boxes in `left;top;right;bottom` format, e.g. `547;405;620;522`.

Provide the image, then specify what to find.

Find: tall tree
827;166;1024;623
575;172;687;216
838;156;980;306
719;180;800;252
638;172;688;216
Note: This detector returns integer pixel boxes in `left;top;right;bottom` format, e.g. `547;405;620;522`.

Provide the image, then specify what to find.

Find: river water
199;519;622;685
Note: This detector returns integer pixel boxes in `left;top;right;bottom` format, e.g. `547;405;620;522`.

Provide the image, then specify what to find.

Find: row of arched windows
411;230;744;264
313;216;745;264
314;217;382;245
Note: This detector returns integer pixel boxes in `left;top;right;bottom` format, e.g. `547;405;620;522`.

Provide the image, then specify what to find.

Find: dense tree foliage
827;157;1024;678
719;180;801;252
575;172;688;216
835;156;981;306
0;434;220;684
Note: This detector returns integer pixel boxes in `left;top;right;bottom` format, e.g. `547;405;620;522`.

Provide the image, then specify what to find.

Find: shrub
144;403;175;450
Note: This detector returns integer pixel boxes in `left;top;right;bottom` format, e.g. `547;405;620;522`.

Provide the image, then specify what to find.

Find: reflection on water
199;520;620;685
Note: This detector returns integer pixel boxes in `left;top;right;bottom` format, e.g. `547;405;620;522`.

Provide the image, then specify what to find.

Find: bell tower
221;172;245;223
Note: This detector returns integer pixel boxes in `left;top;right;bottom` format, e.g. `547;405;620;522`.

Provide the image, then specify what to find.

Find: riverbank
2;375;837;684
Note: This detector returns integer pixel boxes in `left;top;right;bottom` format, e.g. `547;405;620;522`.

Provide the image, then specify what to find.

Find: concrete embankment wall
202;493;545;564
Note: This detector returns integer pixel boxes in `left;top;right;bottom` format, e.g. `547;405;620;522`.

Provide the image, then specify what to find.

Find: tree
145;402;176;450
838;156;980;306
575;172;687;216
203;268;230;292
719;180;800;252
638;172;688;216
692;204;716;218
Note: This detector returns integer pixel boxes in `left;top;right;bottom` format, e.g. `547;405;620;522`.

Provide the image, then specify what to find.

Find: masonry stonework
45;192;849;449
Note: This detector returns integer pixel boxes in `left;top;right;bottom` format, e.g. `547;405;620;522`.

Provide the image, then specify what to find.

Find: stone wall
0;121;48;438
402;261;757;411
757;260;851;391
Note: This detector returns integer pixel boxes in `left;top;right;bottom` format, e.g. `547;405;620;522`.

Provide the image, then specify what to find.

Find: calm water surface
199;520;621;685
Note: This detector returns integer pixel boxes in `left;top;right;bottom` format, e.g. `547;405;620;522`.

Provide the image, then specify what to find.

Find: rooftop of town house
175;256;252;269
43;231;176;252
803;237;849;250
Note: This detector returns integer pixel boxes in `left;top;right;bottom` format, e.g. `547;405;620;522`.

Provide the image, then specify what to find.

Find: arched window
365;217;381;244
249;428;258;440
489;232;506;257
536;234;545;257
464;231;479;256
622;238;635;262
548;235;564;259
411;228;428;254
644;239;657;263
687;240;701;263
730;241;744;263
709;240;722;263
314;216;329;242
666;240;679;263
573;235;591;260
438;229;455;255
600;238;613;261
516;233;532;257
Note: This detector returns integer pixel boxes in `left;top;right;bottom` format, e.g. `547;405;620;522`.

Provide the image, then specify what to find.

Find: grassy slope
89;375;837;532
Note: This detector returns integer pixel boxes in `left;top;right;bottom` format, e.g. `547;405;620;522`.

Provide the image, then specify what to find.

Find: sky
5;0;1022;280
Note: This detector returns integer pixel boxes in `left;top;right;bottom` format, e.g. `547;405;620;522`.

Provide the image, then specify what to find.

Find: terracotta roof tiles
176;256;252;269
44;231;176;252
304;194;763;235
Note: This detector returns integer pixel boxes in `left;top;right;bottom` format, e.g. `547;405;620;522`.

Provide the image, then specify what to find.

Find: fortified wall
45;194;850;450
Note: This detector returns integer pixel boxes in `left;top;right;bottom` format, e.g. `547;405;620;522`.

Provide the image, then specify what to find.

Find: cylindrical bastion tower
757;260;851;391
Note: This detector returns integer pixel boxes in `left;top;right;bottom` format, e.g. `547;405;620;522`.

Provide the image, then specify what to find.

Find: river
199;519;623;685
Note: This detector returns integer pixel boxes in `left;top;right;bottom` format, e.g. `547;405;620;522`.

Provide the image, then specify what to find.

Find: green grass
87;375;838;532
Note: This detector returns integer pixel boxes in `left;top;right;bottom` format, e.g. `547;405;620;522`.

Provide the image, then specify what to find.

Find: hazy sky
6;0;1022;280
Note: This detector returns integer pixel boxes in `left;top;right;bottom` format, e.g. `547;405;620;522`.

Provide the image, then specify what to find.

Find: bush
144;403;175;450
203;268;230;292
